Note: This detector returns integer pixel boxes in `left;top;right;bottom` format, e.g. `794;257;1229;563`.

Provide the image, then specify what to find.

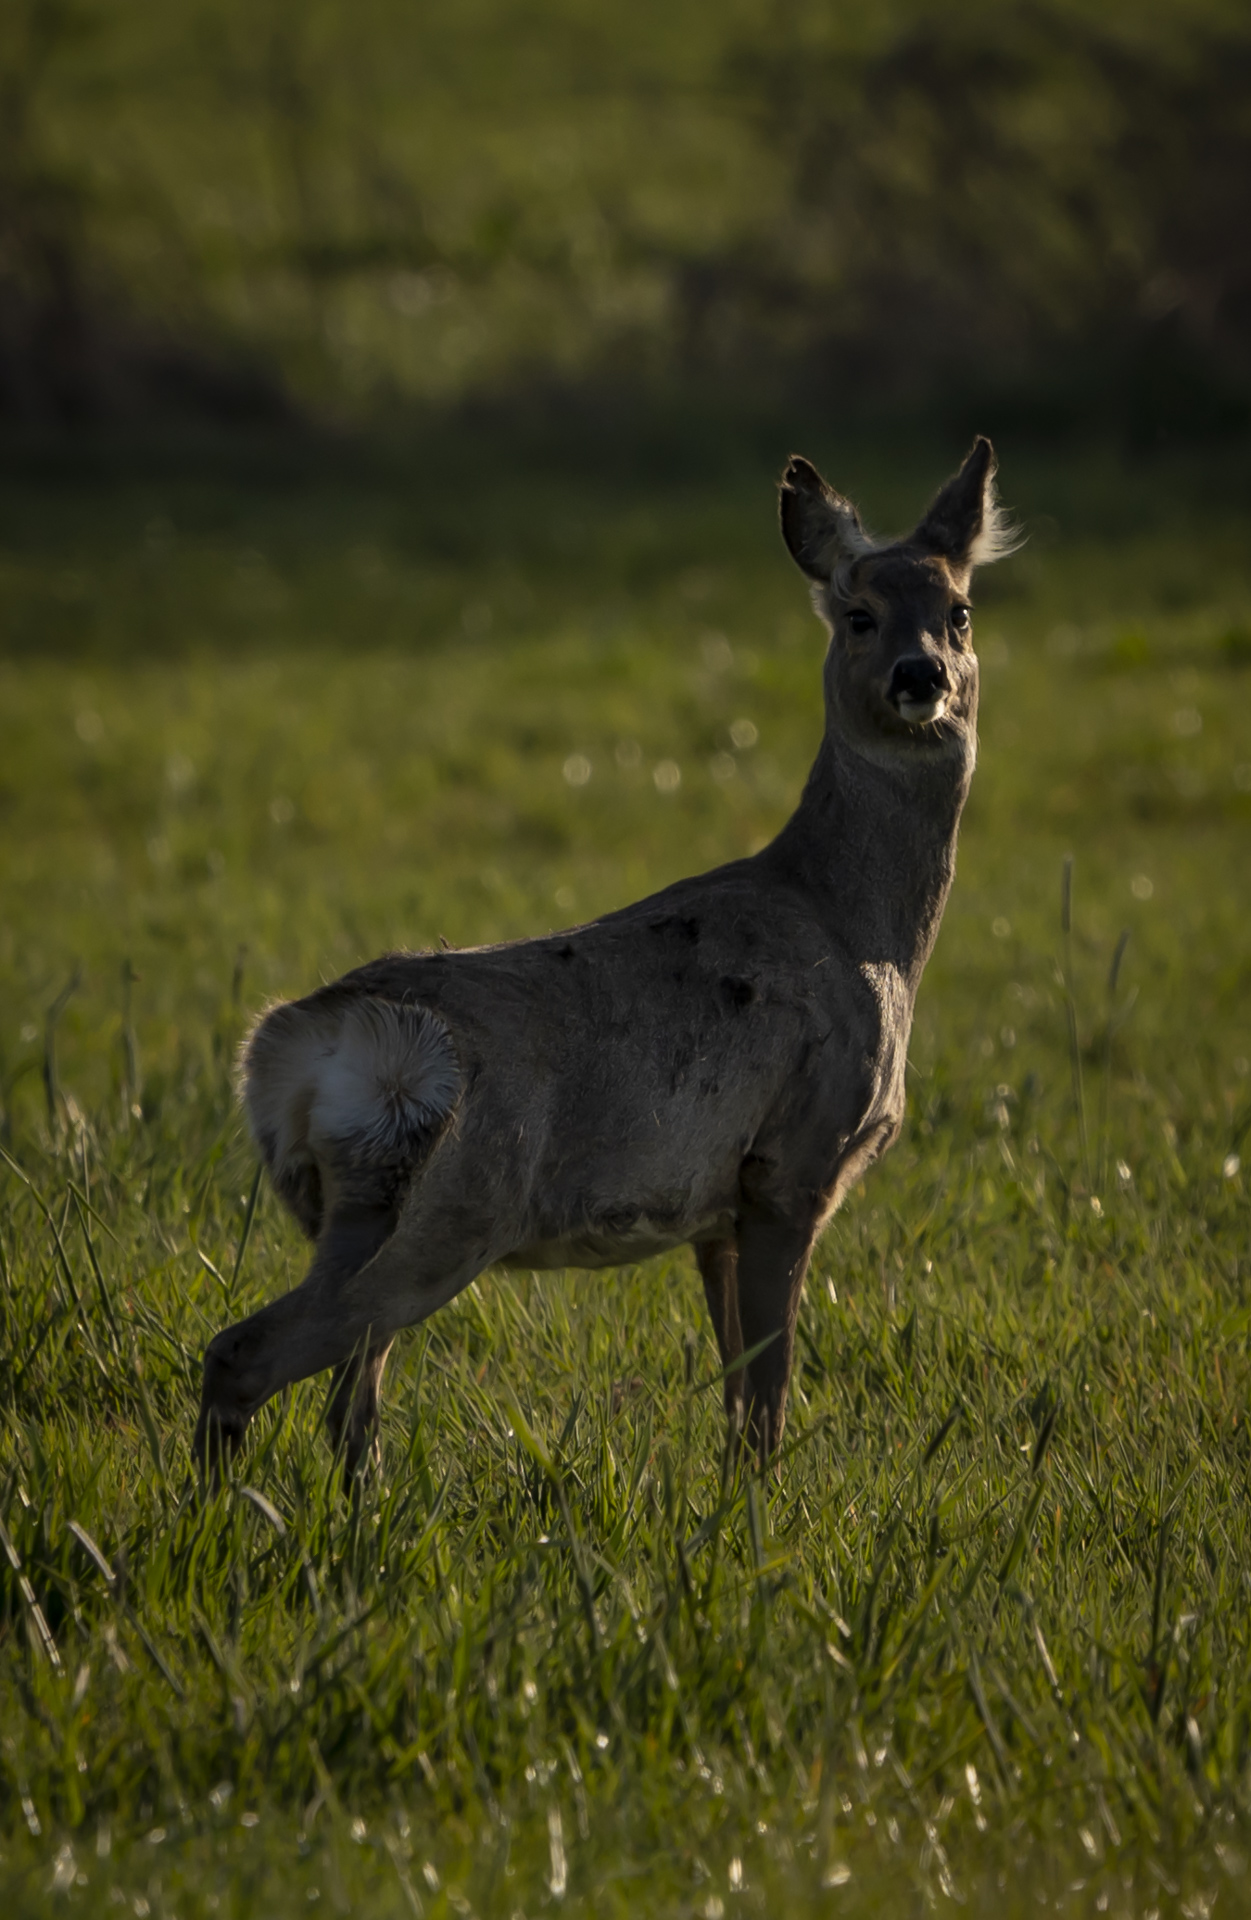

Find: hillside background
3;0;1250;439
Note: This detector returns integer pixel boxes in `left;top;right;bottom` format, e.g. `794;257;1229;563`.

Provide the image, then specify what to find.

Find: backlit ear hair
911;437;1023;570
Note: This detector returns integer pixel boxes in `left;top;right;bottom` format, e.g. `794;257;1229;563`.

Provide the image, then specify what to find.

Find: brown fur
194;439;1014;1476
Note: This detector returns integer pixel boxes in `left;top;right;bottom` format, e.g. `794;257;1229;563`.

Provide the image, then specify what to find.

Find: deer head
779;437;1019;766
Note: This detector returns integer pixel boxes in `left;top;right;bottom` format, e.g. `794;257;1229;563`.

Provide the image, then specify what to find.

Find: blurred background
2;0;1250;442
2;0;1250;1129
3;15;1251;1902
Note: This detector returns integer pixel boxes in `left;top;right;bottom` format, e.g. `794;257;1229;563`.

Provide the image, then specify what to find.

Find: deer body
195;439;1014;1473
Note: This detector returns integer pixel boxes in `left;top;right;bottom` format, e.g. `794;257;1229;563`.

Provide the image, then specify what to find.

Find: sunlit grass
1;433;1250;1915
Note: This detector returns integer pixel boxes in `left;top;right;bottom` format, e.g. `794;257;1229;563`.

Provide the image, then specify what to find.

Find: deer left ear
911;437;1020;570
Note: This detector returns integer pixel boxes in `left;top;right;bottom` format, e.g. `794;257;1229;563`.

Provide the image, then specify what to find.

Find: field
1;422;1250;1917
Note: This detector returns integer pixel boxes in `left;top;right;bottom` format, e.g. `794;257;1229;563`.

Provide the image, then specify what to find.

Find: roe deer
194;438;1017;1476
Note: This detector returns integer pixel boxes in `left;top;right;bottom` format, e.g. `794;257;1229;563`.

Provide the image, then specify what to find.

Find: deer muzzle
887;654;950;724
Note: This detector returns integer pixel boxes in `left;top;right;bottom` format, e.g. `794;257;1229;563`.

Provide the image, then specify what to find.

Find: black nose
888;655;949;705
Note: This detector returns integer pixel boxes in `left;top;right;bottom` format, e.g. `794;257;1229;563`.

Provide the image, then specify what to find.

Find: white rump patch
307;1000;459;1160
242;996;460;1195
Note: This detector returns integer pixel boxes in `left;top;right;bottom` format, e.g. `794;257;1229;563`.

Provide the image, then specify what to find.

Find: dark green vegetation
1;429;1251;1916
3;0;1250;429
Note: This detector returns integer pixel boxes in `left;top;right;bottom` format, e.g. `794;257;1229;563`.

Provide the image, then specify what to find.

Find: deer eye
950;604;971;635
847;608;876;635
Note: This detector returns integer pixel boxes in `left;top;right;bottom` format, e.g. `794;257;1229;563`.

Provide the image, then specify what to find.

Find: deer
193;437;1018;1479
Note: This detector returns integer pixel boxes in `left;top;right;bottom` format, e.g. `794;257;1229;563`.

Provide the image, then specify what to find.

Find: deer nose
888;655;949;712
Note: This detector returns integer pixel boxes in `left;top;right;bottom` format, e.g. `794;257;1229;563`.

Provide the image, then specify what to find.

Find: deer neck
771;728;974;989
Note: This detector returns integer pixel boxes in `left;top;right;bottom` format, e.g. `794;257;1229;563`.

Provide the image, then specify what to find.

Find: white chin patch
895;694;948;725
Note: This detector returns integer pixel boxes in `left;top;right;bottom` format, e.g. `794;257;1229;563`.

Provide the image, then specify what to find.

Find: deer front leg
733;1207;816;1465
695;1238;745;1434
324;1338;394;1475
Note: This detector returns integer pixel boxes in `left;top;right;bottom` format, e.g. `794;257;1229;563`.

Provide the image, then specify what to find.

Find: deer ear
911;436;1020;569
779;456;875;581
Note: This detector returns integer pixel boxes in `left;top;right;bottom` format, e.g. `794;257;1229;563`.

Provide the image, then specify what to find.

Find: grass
1;424;1251;1917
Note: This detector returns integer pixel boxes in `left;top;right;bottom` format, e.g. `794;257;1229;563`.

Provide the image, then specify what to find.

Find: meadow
1;422;1250;1917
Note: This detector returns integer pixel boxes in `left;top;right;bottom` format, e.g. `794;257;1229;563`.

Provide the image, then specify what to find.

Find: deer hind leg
732;1207;816;1466
194;1215;395;1471
695;1238;745;1435
194;993;460;1474
324;1336;394;1475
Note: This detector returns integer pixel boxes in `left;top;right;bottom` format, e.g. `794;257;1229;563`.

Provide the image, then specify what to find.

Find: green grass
2;429;1251;1917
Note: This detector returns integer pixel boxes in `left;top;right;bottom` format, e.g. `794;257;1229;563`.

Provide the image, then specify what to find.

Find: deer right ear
779;456;875;582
